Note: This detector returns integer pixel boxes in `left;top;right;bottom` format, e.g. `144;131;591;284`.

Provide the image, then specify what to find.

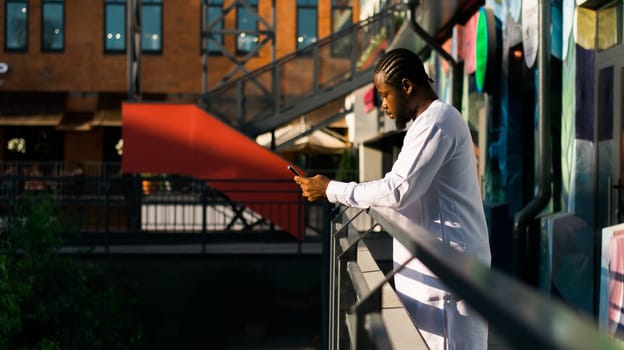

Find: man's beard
394;114;411;130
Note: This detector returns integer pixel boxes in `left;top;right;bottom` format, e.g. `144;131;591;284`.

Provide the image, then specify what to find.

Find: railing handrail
199;2;407;101
198;3;408;136
336;206;620;349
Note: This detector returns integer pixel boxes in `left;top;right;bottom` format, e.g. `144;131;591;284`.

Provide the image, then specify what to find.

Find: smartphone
287;165;303;177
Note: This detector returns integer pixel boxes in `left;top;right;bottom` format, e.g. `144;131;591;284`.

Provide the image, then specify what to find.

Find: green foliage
0;254;23;350
0;193;143;350
335;147;358;182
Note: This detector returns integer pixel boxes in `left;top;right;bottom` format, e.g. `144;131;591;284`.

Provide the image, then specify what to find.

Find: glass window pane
331;0;352;58
5;1;28;51
42;2;64;51
297;8;317;49
207;6;223;53
332;8;351;33
105;4;126;51
237;4;258;53
142;5;162;51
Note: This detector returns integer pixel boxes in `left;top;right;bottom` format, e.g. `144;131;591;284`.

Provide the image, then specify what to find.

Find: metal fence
0;170;328;248
328;206;621;349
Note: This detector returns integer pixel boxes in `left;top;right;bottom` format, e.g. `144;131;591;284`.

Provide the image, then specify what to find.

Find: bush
0;194;143;350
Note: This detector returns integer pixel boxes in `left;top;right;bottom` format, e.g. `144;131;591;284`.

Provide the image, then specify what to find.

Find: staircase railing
198;3;408;137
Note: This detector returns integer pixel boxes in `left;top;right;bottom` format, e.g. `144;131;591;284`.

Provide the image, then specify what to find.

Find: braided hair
374;48;433;88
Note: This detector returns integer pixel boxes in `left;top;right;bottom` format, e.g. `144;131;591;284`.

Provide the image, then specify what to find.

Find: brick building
0;0;359;168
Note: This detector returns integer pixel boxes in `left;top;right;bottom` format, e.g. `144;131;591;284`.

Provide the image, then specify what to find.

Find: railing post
328;210;337;349
336;232;356;349
273;63;281;116
350;26;357;77
236;79;244;127
313;44;320;94
329;207;366;349
133;174;142;234
332;209;369;349
347;263;382;350
104;175;111;254
201;180;208;254
322;202;332;350
297;191;303;254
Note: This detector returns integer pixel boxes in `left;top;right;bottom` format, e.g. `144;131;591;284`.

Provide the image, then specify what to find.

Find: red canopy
122;103;304;238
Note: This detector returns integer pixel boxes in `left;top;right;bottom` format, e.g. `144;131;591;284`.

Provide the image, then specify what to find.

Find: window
203;0;224;55
42;0;64;52
236;0;258;54
142;0;162;53
297;0;317;50
331;0;352;57
5;0;28;51
104;0;126;52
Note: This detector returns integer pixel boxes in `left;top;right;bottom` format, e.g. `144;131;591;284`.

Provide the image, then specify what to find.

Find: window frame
141;0;163;54
41;0;65;52
103;0;127;54
202;0;224;56
296;0;318;50
330;0;353;58
4;0;29;52
236;0;258;56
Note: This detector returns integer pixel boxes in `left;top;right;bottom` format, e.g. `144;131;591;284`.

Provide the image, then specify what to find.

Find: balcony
327;207;619;349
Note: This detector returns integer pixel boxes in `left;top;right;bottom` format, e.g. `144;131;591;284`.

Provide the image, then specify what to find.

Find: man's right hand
294;174;330;202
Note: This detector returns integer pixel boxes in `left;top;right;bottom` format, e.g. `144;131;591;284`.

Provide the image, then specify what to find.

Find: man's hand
294;174;330;202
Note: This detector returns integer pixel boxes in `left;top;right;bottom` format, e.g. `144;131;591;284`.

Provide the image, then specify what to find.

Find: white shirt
325;99;491;349
326;99;490;264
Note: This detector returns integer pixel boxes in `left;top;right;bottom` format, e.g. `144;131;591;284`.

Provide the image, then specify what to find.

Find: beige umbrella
256;118;347;154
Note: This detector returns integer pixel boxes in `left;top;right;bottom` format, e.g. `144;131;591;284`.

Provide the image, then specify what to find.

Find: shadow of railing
327;206;620;349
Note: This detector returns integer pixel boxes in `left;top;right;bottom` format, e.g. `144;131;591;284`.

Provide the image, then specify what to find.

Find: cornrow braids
374;48;433;88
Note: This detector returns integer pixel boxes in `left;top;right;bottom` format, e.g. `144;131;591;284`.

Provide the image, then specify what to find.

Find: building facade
0;0;359;169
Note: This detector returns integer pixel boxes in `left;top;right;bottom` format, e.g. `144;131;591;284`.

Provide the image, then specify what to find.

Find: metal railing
328;206;621;349
199;2;408;137
0;172;329;251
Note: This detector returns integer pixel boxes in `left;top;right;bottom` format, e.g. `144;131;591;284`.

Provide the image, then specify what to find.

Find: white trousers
394;240;488;350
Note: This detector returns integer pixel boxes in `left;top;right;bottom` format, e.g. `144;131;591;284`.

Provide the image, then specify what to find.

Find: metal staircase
198;3;408;140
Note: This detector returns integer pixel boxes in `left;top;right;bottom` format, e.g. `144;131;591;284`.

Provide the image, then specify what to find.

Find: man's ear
401;78;414;96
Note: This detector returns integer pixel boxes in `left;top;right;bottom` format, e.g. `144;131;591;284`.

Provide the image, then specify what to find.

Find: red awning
122;103;304;238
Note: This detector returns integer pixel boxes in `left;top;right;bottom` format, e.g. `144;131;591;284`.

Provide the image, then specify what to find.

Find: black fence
0;172;328;250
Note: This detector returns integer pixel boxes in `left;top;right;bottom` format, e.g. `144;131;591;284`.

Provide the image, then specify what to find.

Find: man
294;48;491;349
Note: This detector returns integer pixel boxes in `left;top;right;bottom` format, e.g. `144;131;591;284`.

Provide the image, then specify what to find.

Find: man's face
373;72;411;130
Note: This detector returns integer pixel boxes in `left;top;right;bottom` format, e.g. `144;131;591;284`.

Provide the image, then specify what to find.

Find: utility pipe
408;1;461;110
512;0;551;281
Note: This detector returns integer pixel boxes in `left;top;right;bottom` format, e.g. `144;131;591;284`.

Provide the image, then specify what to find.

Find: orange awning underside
121;103;304;238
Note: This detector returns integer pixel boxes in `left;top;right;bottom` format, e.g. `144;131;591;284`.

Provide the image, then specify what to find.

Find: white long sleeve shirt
325;99;491;349
326;99;491;264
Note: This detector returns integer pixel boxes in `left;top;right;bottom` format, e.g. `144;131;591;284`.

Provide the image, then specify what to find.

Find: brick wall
0;0;359;95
